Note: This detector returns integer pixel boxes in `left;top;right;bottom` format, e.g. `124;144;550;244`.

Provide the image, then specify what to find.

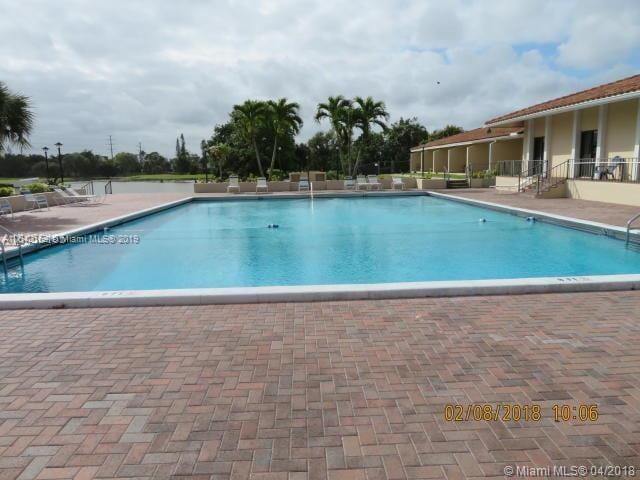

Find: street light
54;142;64;184
42;146;50;183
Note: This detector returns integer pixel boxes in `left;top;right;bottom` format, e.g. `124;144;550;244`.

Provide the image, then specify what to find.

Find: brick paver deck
443;189;639;228
1;292;639;479
2;194;188;236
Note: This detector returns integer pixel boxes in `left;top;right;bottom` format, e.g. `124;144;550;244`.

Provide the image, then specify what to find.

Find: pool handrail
626;211;640;244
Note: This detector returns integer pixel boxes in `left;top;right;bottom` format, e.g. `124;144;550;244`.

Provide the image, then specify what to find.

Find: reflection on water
69;180;196;194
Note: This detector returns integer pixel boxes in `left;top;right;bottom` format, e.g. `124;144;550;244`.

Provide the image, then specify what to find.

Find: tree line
1;82;463;180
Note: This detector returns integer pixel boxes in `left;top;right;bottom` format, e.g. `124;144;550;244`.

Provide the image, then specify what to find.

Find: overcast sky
2;0;639;159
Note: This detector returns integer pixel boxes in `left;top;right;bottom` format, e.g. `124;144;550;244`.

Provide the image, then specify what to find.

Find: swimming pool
2;195;640;295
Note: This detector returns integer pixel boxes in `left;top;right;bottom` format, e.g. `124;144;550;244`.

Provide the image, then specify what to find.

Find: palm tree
0;82;34;153
315;96;354;175
352;96;389;175
209;143;232;179
267;98;303;179
232;100;267;177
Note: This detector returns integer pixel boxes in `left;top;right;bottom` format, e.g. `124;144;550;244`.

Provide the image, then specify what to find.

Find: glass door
578;130;597;178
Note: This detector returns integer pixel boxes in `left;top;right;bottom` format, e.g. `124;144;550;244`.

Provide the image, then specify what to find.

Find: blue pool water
2;196;640;293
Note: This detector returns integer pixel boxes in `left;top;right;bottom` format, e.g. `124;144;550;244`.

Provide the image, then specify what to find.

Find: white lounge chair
227;175;240;193
367;175;382;190
24;193;49;211
344;176;355;190
356;175;369;190
0;199;13;219
66;188;104;204
256;177;269;193
392;176;405;190
54;188;86;205
298;177;310;191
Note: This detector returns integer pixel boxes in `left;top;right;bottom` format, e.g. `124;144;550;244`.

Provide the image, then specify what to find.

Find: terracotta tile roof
486;74;640;125
414;125;523;149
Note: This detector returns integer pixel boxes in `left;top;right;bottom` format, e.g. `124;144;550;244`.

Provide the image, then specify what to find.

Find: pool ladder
0;225;24;274
626;212;640;245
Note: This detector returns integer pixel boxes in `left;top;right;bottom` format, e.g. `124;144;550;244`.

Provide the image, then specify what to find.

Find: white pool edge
1;275;639;309
2;191;639;309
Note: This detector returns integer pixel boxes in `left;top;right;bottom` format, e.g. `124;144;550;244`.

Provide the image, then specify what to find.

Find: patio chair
227;175;240;193
356;175;369;190
344;176;355;190
66;188;105;204
24;193;49;211
367;175;382;190
53;188;86;205
392;176;405;190
298;176;310;192
0;199;13;219
256;177;269;193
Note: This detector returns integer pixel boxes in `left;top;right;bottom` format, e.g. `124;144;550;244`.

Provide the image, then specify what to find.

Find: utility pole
108;135;114;160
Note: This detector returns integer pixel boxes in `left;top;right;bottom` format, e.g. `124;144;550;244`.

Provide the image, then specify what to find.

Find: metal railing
627;212;640;244
536;160;570;195
572;158;639;183
0;225;24;274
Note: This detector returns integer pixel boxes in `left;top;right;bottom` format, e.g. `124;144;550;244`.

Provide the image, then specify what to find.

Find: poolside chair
53;188;86;205
0;199;13;219
344;176;355;190
66;188;105;204
227;175;240;193
392;176;405;190
367;175;382;190
356;175;369;190
23;193;49;211
256;177;269;193
298;176;310;192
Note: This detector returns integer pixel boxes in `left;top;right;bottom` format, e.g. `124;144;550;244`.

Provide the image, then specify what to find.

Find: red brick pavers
1;292;639;479
443;189;640;228
2;194;188;237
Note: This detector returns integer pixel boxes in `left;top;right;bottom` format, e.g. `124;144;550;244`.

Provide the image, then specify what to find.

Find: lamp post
42;146;50;183
54;142;64;184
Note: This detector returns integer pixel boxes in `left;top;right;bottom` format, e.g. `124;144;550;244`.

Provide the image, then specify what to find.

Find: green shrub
22;182;50;193
0;187;14;197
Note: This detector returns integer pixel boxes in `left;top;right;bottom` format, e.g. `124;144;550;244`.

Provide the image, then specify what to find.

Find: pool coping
427;191;637;242
1;191;639;309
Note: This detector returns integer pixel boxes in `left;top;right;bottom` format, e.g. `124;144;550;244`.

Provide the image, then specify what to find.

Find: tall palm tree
315;96;354;175
0;82;34;153
352;96;389;175
209;143;232;179
232;100;267;177
267;98;303;179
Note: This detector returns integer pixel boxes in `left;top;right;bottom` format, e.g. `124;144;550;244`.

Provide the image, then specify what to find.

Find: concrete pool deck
0;292;638;479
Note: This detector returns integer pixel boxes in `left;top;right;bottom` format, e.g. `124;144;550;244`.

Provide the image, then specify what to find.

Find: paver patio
444;189;640;228
1;292;639;479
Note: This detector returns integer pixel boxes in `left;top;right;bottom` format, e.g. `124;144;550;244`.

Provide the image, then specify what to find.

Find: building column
633;98;640;181
522;119;534;173
488;142;495;172
596;104;608;166
543;115;552;177
570;110;581;178
420;149;424;175
447;149;451;172
465;146;471;174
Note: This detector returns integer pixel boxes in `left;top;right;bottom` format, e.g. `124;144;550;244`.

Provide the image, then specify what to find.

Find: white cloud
0;0;638;158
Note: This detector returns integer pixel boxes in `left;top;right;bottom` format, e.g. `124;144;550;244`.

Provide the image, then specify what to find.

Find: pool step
446;179;469;189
